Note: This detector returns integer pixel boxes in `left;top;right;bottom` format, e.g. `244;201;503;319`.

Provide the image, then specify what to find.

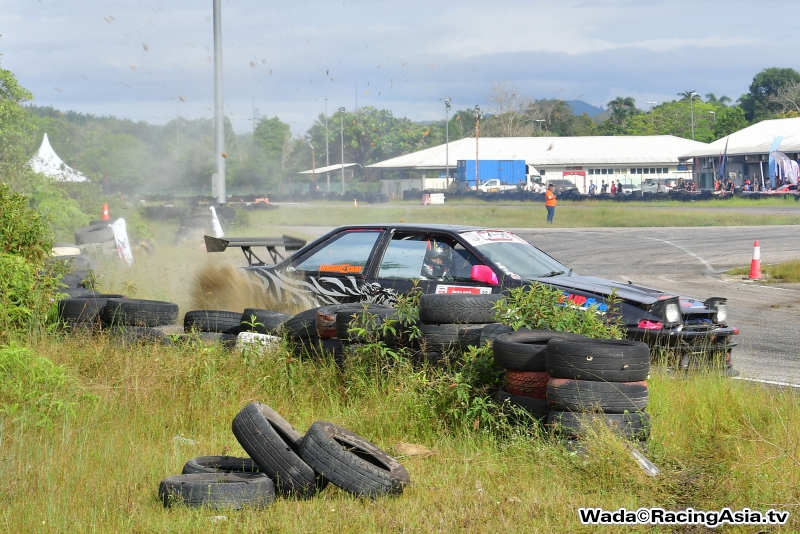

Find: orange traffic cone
101;204;110;220
749;240;762;280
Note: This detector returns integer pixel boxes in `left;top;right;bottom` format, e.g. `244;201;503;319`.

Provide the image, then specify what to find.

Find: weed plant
728;258;800;283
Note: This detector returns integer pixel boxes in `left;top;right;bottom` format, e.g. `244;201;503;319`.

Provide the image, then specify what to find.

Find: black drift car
205;224;737;369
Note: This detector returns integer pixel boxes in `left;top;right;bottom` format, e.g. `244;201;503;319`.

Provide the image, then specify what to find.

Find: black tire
294;337;344;360
504;370;549;398
547;410;650;440
334;305;396;343
316;304;365;339
158;473;275;509
479;323;513;346
63;287;103;298
546;338;651;382
285;308;323;340
110;325;171;345
100;298;179;327
493;390;550;420
182;456;263;475
240;308;292;334
183;309;242;335
546;378;648;413
74;225;114;245
300;421;410;498
493;330;586;372
58;295;124;325
231;402;326;499
409;351;449;366
420;323;484;351
419;294;504;324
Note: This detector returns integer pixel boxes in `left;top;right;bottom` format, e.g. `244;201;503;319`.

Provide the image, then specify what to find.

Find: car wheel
546;378;648;413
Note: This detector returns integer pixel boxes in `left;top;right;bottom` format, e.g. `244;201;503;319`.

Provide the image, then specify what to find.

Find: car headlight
664;302;681;324
714;304;727;323
704;297;728;324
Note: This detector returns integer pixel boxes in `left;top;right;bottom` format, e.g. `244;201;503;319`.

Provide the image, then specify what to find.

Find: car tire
419;294;504;325
316;304;368;339
158;473;275;509
493;330;586;372
546;338;650;382
58;295;124;325
493;390;550;420
504;370;550;398
334;305;395;343
100;298;179;327
547;410;650;440
420;323;484;351
182;456;263;476
74;225;114;245
299;421;410;498
183;310;242;335
546;378;648;413
240;308;292;334
479;323;513;346
285;308;323;341
110;325;171;345
231;402;326;499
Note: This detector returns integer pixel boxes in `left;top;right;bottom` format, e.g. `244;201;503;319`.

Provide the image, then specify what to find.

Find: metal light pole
535;119;545;132
473;105;482;187
307;139;316;186
339;107;345;194
213;0;226;203
647;101;657;111
709;110;716;129
690;91;697;140
325;99;330;192
445;97;451;186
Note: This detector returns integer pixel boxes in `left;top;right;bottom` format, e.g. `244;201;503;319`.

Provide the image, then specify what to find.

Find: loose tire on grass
158;473;275;509
240;308;292;334
547;410;650;440
546;378;648;414
231;402;326;499
57;295;124;325
184;309;242;335
504;370;550;399
74;225;114;245
419;294;503;324
182;456;263;476
546;338;650;382
493;390;550;420
100;298;179;327
420;323;484;352
299;421;410;498
493;330;585;372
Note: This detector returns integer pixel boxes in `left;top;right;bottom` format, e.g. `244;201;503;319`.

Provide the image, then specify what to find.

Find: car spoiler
204;235;307;266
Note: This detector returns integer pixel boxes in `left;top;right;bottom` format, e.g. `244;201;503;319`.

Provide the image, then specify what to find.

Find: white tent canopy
27;133;87;182
680;117;800;158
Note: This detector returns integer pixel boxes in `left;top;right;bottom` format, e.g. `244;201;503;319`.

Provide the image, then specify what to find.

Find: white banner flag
109;218;133;266
210;206;225;238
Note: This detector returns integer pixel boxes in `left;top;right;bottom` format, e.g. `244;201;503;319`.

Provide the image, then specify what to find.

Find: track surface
277;224;800;383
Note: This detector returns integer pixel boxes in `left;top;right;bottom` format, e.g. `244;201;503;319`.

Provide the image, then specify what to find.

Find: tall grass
1;334;798;532
729;259;800;283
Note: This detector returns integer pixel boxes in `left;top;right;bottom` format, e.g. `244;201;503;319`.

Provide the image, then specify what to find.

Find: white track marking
643;237;717;273
731;376;800;388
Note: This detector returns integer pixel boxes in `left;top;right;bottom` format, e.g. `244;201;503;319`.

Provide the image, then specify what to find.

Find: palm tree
705;93;732;105
606;97;638;126
678;90;698;101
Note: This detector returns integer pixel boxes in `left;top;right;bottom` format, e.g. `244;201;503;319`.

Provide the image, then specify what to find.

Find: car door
371;230;498;299
280;228;385;307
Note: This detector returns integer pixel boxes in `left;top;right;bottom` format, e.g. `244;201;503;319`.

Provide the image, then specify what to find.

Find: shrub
494;282;624;339
0;182;53;263
0;254;62;338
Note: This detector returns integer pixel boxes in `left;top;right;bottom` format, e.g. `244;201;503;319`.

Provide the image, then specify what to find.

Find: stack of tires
491;330;587;422
74;221;115;250
545;338;651;443
417;294;504;364
159;402;410;508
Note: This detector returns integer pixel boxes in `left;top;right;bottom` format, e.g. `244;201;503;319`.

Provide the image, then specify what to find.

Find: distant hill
567;100;605;117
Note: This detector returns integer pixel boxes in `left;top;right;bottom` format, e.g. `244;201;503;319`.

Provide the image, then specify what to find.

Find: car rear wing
204;235;307;266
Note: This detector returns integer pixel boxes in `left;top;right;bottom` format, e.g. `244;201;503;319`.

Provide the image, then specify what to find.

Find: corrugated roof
366;135;708;169
681;117;800;158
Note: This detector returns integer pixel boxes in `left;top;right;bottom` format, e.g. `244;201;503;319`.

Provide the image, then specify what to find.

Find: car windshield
460;230;570;279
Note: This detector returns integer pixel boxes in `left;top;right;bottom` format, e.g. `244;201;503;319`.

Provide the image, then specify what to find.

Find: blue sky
1;0;797;134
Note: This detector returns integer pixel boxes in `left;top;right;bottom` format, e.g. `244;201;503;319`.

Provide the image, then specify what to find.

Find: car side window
377;233;484;281
294;231;381;274
377;237;429;279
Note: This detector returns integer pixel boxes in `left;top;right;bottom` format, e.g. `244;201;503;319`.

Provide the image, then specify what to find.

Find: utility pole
325;99;330;192
445;97;451;186
690;91;697;140
474;105;482;187
307;139;316;186
339;107;346;194
212;0;226;203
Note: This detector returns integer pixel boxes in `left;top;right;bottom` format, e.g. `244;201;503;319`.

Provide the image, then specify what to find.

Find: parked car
619;184;642;196
546;179;580;197
641;178;677;193
205;224;738;369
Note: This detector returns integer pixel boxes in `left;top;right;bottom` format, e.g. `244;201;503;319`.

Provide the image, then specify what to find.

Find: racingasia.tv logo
578;507;789;527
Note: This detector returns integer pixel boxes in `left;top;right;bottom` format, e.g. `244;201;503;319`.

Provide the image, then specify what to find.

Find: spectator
544;184;557;224
588;180;596;195
610;181;617;196
616;180;622;194
601;180;607;194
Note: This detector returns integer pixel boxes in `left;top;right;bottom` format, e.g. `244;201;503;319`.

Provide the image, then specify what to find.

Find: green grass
1;334;798;532
728;258;800;282
244;202;800;229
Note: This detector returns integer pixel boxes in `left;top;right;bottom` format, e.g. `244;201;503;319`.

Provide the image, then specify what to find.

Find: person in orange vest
545;183;557;224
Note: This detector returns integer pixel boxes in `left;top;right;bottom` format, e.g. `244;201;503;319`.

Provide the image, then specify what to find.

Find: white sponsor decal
460;230;527;246
435;284;493;295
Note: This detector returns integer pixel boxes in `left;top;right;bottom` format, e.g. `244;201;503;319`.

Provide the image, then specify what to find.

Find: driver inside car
420;239;454;280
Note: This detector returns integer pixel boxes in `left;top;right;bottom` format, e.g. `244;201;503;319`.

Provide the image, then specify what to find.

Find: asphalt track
278;224;800;383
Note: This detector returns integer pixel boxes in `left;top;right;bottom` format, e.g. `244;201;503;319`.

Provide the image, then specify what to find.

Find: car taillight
638;320;663;330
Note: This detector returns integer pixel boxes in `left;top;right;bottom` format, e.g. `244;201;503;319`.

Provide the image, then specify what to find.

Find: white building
367;135;708;194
